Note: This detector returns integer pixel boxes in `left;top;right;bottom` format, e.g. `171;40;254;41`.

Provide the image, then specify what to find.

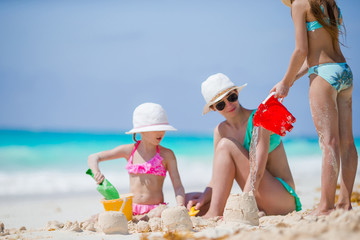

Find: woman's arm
88;144;131;184
165;149;186;206
186;187;212;211
271;0;308;99
243;127;271;194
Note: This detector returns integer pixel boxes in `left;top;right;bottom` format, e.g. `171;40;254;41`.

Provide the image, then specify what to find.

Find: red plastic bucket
253;93;296;136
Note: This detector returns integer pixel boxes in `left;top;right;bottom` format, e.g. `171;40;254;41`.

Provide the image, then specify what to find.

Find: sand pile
44;211;128;235
127;212;222;234
0;222;27;237
97;211;128;234
161;206;193;232
223;192;259;225
148;217;162;232
136;220;150;233
45;220;97;232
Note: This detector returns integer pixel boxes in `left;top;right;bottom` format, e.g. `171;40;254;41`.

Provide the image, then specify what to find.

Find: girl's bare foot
309;207;334;216
335;202;352;211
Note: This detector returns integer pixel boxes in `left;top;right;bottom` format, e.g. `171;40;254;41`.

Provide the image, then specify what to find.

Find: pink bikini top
125;141;166;177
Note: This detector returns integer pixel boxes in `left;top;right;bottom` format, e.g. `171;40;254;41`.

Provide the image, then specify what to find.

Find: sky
0;0;359;137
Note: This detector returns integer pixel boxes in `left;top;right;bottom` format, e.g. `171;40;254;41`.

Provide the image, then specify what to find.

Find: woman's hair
132;133;138;143
308;0;345;50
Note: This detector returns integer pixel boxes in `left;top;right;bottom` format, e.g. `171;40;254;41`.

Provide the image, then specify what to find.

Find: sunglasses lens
214;93;238;111
227;93;238;102
215;101;225;111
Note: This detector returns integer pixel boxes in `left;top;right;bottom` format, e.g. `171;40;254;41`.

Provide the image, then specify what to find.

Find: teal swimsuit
276;178;302;211
307;6;353;92
244;110;302;211
306;6;342;32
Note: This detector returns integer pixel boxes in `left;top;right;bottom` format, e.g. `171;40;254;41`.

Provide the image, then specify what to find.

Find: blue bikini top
307;6;342;32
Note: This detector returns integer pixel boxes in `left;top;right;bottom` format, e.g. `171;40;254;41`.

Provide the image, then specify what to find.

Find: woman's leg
204;137;295;218
336;86;358;210
203;138;247;218
309;75;341;215
251;170;296;215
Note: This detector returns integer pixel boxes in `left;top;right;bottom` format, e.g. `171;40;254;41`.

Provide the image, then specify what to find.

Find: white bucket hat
126;103;177;134
201;73;247;115
281;0;291;7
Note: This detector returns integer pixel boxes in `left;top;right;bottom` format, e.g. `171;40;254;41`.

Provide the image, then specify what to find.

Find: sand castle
223;192;259;226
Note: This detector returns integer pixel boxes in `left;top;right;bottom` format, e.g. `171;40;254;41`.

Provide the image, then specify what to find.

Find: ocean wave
0;160;212;196
0;156;325;197
0;131;358;196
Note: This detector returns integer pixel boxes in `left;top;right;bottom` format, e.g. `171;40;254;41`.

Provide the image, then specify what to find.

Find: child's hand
93;171;105;185
270;80;291;101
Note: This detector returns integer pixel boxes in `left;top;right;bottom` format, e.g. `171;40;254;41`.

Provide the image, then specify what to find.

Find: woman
271;0;357;215
186;73;301;218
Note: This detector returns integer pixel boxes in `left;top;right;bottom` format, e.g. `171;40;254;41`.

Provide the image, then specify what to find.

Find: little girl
88;102;185;216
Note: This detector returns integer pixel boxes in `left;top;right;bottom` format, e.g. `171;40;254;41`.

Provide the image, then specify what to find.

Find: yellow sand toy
101;193;134;221
188;206;200;216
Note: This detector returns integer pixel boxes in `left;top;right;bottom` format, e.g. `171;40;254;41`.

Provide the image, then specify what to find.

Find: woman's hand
186;192;206;211
270;80;291;101
93;171;105;185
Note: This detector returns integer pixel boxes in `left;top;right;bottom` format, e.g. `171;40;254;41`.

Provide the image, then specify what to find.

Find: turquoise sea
1;130;359;197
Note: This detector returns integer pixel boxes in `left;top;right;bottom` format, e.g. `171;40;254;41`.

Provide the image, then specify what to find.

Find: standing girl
88;103;185;217
271;0;358;215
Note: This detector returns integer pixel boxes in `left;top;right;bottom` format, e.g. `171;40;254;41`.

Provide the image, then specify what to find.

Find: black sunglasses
214;92;238;111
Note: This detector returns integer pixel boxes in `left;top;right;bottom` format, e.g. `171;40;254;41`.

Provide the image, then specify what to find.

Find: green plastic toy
86;169;120;200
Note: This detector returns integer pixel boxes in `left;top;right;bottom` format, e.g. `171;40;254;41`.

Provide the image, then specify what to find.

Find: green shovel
86;169;120;200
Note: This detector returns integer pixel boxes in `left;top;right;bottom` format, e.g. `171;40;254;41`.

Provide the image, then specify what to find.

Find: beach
1;169;360;239
1;0;360;238
1;184;360;239
1;131;360;239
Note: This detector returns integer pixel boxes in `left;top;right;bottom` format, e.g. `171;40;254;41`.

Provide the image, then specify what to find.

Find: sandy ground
1;182;360;240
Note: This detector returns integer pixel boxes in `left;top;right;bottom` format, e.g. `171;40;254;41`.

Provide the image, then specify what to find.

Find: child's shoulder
114;143;137;157
292;0;309;11
116;143;136;150
158;145;175;159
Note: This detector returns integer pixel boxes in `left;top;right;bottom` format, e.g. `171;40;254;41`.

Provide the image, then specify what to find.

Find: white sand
1;180;360;239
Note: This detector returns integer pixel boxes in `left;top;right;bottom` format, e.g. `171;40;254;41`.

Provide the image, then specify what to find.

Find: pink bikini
125;141;167;215
126;141;167;177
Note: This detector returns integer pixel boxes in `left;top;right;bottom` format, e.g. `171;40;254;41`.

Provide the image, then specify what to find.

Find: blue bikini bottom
308;62;353;92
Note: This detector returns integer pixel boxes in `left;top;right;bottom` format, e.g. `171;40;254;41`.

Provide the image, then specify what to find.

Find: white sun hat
281;0;291;7
201;73;247;115
126;103;177;134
